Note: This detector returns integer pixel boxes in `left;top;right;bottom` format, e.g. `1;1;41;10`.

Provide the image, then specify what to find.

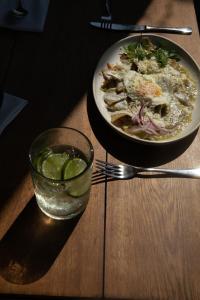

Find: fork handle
136;167;200;178
105;0;111;15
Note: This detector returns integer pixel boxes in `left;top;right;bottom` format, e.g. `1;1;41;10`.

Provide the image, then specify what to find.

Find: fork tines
95;159;121;178
96;159;116;169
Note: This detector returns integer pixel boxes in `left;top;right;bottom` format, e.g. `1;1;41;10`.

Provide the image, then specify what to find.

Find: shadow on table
87;88;198;167
0;0;151;211
0;198;81;284
109;0;152;23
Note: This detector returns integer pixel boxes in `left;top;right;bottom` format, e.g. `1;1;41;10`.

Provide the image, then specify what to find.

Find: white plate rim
92;33;200;145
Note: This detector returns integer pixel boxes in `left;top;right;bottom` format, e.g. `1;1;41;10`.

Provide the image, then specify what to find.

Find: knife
90;22;192;35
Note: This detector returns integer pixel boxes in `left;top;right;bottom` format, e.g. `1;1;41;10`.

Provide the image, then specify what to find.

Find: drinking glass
29;127;94;220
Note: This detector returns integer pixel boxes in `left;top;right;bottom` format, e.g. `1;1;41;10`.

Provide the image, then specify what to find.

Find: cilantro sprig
123;38;180;67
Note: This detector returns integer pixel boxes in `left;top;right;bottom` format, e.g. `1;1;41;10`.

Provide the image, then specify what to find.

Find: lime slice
63;158;87;180
41;152;69;180
34;148;52;172
67;171;91;197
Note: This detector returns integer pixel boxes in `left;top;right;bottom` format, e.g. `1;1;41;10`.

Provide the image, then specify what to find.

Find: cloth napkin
0;0;49;32
0;92;27;134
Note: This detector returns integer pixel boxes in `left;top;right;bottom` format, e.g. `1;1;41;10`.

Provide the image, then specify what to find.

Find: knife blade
90;22;192;35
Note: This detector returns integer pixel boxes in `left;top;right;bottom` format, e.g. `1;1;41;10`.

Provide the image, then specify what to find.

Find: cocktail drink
29;127;94;220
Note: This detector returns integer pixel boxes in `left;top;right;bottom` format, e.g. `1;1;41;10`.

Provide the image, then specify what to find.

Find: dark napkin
0;92;27;134
0;0;49;32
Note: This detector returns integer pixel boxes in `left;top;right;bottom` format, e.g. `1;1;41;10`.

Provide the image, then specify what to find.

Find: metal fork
100;0;112;29
96;159;200;179
12;0;28;17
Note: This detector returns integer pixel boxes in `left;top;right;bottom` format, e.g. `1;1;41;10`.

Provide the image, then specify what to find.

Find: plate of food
93;34;200;144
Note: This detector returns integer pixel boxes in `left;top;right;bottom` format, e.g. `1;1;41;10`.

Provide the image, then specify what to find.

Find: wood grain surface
0;0;108;297
0;96;106;297
104;0;200;299
0;0;199;299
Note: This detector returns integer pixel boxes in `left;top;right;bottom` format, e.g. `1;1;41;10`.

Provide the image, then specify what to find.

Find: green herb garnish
123;38;180;68
154;48;169;67
124;42;150;61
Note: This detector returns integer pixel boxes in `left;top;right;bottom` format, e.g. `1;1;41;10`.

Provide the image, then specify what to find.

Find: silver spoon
12;0;28;18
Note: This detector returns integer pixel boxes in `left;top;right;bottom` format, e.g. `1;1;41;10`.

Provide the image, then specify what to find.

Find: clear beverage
29;128;94;220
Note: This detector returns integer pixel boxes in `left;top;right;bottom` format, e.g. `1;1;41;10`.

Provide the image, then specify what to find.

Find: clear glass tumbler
29;127;94;220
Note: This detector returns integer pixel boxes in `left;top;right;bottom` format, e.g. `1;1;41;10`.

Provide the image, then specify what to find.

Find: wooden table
0;0;199;299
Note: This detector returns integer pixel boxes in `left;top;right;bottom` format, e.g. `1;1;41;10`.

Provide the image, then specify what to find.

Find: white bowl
93;34;200;145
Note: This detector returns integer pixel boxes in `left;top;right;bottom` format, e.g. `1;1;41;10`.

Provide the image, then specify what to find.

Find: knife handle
145;25;192;35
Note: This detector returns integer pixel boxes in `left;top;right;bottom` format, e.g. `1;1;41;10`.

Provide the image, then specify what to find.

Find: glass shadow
0;198;81;284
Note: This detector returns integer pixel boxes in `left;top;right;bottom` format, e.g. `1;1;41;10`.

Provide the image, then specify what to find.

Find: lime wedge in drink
41;152;69;180
33;148;52;172
63;158;91;197
63;158;87;180
67;173;91;197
